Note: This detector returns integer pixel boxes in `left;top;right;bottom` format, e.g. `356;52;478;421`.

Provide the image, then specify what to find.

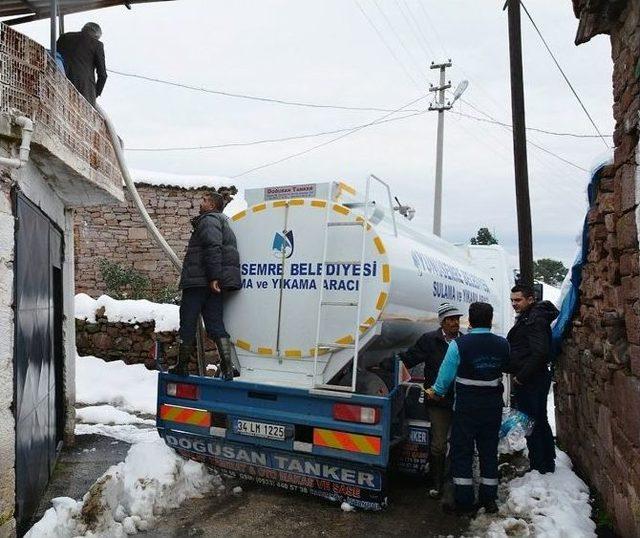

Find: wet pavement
31;434;131;529
151;474;469;538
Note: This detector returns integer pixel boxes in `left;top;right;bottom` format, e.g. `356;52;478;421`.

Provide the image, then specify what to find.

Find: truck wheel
356;371;389;396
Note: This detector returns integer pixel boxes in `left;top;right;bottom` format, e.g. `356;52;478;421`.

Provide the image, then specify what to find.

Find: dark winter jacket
179;211;241;291
57;30;107;106
506;301;559;384
399;328;461;408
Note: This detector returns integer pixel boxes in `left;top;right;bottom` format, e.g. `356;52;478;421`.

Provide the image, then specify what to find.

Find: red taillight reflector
166;382;199;400
333;403;380;424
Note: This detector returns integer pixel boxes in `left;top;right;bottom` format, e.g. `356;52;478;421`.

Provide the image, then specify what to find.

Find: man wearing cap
426;302;510;515
399;302;463;498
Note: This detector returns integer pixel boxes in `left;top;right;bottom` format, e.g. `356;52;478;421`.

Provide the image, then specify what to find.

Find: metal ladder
311;175;396;393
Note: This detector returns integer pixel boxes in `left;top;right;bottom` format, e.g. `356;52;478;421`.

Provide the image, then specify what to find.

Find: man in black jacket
399;303;463;498
507;284;559;473
57;22;107;106
173;191;242;379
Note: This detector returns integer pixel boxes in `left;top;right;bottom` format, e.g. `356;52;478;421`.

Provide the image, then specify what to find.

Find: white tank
225;180;513;388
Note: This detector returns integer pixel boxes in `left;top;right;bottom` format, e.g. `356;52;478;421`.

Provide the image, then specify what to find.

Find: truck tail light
166;382;199;400
333;403;380;425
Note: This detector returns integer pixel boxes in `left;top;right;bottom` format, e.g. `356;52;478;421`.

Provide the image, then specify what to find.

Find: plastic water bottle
499;408;535;454
500;408;535;438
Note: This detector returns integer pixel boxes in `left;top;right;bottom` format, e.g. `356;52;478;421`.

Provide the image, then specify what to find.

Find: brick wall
74;184;210;297
556;1;640;536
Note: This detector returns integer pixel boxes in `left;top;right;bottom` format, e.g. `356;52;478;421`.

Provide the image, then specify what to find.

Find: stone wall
556;2;640;536
74;184;206;297
75;313;218;375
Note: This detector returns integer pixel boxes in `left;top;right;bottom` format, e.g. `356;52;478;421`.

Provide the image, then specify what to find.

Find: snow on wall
75;294;179;333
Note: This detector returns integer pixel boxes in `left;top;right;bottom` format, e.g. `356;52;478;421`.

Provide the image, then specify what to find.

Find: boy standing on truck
426;302;509;515
399;303;463;499
172;190;242;379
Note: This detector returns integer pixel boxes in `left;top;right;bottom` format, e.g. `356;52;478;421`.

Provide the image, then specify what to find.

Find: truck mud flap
162;430;387;510
390;420;430;477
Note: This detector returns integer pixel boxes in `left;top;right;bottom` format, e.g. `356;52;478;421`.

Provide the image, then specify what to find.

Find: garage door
14;192;64;531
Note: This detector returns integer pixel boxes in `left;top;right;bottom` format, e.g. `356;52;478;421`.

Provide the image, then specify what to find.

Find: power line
394;0;434;61
401;0;437;59
371;0;425;81
352;0;421;90
231;94;429;178
450;109;612;139
417;0;448;59
125;109;428;152
519;0;610;149
107;68;417;113
455;97;588;172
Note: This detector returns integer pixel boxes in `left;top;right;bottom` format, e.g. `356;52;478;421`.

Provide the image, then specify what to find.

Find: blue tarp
551;163;608;357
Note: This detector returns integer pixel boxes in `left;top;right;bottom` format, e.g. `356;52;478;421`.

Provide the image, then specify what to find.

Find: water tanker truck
153;176;515;509
98;107;515;508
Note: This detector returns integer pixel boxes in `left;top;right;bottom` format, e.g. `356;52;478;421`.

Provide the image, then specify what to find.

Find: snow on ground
26;355;220;537
76;355;157;415
472;385;593;537
470;451;595;537
25;437;220;538
74;294;179;332
76;405;155;426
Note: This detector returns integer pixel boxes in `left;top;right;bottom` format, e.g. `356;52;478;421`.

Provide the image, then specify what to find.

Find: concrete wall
74;185;211;297
0;155;16;536
0;145;78;536
556;1;640;536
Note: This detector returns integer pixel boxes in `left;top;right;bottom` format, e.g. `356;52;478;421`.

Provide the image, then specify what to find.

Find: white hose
96;104;182;271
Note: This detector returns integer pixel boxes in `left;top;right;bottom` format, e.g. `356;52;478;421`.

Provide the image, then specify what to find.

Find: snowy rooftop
130;168;233;190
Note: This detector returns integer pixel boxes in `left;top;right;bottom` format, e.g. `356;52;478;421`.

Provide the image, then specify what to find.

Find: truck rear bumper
159;427;387;510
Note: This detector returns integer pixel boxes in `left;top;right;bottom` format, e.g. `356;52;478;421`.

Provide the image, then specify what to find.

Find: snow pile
75;294;179;332
76;405;155;426
76;355;157;415
130;168;247;216
131;168;231;190
25;438;220;538
470;451;596;538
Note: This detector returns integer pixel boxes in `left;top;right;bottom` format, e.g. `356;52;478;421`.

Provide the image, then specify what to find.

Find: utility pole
506;0;534;287
429;60;452;237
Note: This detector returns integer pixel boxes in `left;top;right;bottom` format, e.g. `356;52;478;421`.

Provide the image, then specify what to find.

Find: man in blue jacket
173;190;241;378
426;302;509;514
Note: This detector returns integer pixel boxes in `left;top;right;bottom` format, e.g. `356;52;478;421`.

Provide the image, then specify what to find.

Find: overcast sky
11;0;615;266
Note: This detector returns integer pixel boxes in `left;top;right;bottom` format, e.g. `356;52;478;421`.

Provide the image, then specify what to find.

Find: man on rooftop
57;22;107;106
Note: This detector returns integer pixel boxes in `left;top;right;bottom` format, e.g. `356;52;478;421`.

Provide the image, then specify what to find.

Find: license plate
234;419;286;441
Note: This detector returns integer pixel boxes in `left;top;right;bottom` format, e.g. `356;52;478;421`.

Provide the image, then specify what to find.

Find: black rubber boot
215;337;240;381
428;454;446;499
170;342;193;376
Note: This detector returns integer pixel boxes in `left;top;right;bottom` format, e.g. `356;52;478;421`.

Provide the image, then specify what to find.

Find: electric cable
371;0;426;81
352;0;422;90
394;0;434;61
519;0;610;149
125;109;428;152
450;109;612;139
455;96;588;172
107;68;418;113
231;94;429;178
